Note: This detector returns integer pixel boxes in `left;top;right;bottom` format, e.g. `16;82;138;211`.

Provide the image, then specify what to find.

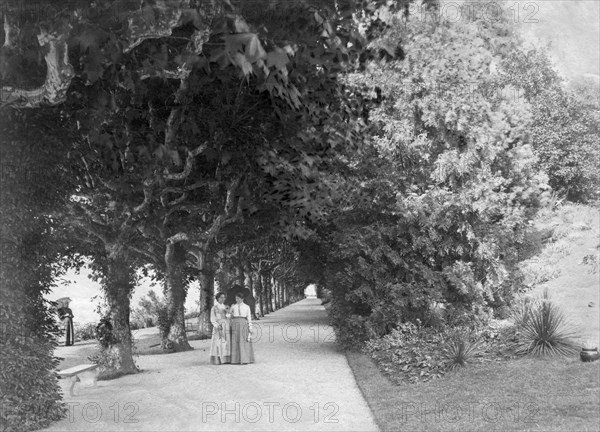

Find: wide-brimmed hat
55;297;72;304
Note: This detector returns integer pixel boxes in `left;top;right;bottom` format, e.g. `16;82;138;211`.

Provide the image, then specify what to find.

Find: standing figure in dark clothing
56;297;74;346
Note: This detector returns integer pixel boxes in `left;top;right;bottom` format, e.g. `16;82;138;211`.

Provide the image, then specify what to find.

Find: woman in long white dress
209;293;231;365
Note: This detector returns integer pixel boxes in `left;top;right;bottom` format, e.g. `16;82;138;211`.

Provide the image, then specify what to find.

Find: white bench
58;364;99;396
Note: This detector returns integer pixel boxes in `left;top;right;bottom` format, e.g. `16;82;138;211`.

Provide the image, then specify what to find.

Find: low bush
363;318;524;385
363;322;449;384
512;290;578;357
441;331;484;370
581;245;599;274
76;322;96;341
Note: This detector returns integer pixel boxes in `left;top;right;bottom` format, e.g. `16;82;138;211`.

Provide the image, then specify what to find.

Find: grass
346;350;600;431
518;203;599;290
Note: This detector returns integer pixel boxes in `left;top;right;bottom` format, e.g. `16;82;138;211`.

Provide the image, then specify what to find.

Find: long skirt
63;318;74;346
230;317;255;364
209;319;231;365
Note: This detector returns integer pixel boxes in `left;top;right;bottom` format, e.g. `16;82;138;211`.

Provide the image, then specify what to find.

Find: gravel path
45;298;379;431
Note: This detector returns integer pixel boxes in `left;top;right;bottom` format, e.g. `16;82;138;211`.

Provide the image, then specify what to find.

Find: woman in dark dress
56;297;74;346
229;292;255;364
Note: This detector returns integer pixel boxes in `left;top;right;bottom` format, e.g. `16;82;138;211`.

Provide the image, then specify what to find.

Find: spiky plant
514;290;578;357
442;332;484;370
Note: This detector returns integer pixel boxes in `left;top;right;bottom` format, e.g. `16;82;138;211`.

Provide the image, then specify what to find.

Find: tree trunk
256;271;264;316
197;250;214;338
278;281;283;309
164;241;192;352
266;274;273;312
236;249;245;286
272;277;278;311
244;259;252;291
103;245;138;377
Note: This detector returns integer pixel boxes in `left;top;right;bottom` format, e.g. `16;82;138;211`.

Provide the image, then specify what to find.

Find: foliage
87;345;129;380
364;322;451;384
132;290;168;327
324;2;549;347
75;322;97;341
497;48;600;203
156;304;172;349
0;109;76;431
95;315;116;349
582;252;599;274
441;331;484;370
512;291;578;357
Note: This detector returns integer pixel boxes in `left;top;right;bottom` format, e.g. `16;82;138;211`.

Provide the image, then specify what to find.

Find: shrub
441;331;484;370
88;346;129;380
364;322;451;384
76;322;96;341
512;291;578;357
519;261;561;289
581;246;599;274
95;315;116;348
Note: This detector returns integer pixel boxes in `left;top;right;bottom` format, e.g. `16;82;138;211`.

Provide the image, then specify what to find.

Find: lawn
346;351;600;431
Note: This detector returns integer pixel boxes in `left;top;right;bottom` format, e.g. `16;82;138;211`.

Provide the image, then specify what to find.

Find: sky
45;266;200;326
438;0;600;82
515;0;600;81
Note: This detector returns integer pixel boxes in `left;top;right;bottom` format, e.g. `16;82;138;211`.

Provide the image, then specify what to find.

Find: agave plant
513;290;578;357
442;331;484;370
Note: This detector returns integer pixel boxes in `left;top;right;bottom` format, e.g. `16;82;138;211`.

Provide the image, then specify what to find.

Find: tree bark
278;280;283;309
164;240;192;351
274;279;278;309
1;25;74;107
256;270;264;316
197;250;214;338
265;274;273;313
283;282;288;306
103;244;138;377
236;250;245;286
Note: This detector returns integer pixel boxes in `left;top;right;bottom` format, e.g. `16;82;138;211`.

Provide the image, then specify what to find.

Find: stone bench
58;364;99;396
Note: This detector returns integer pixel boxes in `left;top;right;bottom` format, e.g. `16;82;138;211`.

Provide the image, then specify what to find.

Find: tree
0;108;76;431
322;1;550;345
0;0;407;427
132;289;166;327
497;48;600;202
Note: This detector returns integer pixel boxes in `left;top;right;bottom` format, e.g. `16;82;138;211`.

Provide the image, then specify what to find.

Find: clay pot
580;347;600;362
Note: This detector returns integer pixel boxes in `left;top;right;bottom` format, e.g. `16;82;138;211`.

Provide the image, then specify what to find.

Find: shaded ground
46;299;378;431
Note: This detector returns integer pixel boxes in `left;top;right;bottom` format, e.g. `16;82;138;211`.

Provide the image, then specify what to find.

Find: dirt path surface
45;298;379;431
